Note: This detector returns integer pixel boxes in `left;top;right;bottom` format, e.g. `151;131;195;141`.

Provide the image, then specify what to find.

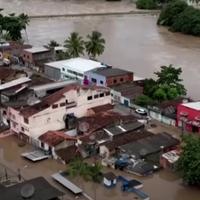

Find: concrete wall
106;73;133;87
44;65;61;80
84;71;106;86
149;110;176;126
110;89;130;106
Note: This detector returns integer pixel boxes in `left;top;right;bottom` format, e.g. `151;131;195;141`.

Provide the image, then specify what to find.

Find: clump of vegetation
158;0;200;36
177;135;200;185
68;158;103;183
135;64;186;106
135;95;153;107
136;0;158;10
0;10;29;41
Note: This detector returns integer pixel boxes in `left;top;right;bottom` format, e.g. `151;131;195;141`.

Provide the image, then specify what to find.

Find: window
120;78;124;82
100;93;104;97
27;55;29;59
66;99;68;104
41;142;44;148
113;79;117;84
62;67;65;71
94;94;98;99
111;93;113;96
105;91;110;96
21;127;25;132
60;102;66;107
91;78;97;83
52;104;58;109
87;96;93;100
100;80;104;85
24;118;29;124
23;54;26;58
77;72;83;77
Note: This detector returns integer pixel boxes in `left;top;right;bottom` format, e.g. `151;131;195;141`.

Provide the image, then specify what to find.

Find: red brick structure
22;47;54;69
85;67;133;87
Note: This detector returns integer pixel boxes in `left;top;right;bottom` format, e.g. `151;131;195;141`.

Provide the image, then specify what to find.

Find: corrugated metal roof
52;173;82;194
45;57;105;74
0;77;31;91
24;47;49;53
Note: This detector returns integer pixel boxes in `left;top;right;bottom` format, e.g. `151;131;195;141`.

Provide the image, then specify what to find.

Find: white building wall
9;88;111;139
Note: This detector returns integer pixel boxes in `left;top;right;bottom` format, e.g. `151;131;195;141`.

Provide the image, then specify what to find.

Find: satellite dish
20;184;35;199
78;122;89;133
89;134;95;141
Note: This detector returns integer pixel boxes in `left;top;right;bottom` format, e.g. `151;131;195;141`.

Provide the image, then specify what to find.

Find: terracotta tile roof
0;68;16;80
56;145;81;163
20;83;79;117
111;83;143;100
78;111;136;135
20;83;109;118
104;130;153;151
88;103;114;113
39;131;76;147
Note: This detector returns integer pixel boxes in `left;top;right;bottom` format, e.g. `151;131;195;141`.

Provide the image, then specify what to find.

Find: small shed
103;172;117;187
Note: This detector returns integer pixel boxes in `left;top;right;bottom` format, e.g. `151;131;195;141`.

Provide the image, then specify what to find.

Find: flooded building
8;83;111;142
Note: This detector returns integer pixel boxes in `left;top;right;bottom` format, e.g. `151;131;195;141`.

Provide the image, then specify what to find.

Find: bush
171;6;200;36
158;0;200;36
136;0;158;9
157;0;187;26
135;95;153;107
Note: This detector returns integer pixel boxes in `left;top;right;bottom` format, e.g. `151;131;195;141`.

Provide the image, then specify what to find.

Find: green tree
153;87;167;102
171;6;200;36
85;31;105;59
143;78;157;97
135;95;153;107
154;65;186;96
18;13;29;30
64;32;85;58
155;65;182;85
136;0;158;10
177;135;200;185
68;158;102;182
157;0;188;26
47;40;60;48
0;11;29;41
56;51;70;61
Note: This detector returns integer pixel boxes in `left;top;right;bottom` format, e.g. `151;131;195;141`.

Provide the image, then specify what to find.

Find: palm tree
18;13;30;30
47;40;60;48
85;31;105;60
64;32;85;58
18;13;29;42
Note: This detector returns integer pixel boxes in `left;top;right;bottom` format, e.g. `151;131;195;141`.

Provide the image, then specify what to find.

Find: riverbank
0;0;159;18
29;10;160;19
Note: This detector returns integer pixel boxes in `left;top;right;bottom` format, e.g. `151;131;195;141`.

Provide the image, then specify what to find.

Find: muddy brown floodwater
0;135;200;200
0;0;200;199
25;14;200;100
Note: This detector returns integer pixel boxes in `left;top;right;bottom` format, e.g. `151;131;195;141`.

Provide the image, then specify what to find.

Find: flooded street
0;0;200;199
0;135;200;200
1;0;200;99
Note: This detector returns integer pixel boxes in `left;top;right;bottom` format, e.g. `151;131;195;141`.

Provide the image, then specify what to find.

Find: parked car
135;108;147;116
